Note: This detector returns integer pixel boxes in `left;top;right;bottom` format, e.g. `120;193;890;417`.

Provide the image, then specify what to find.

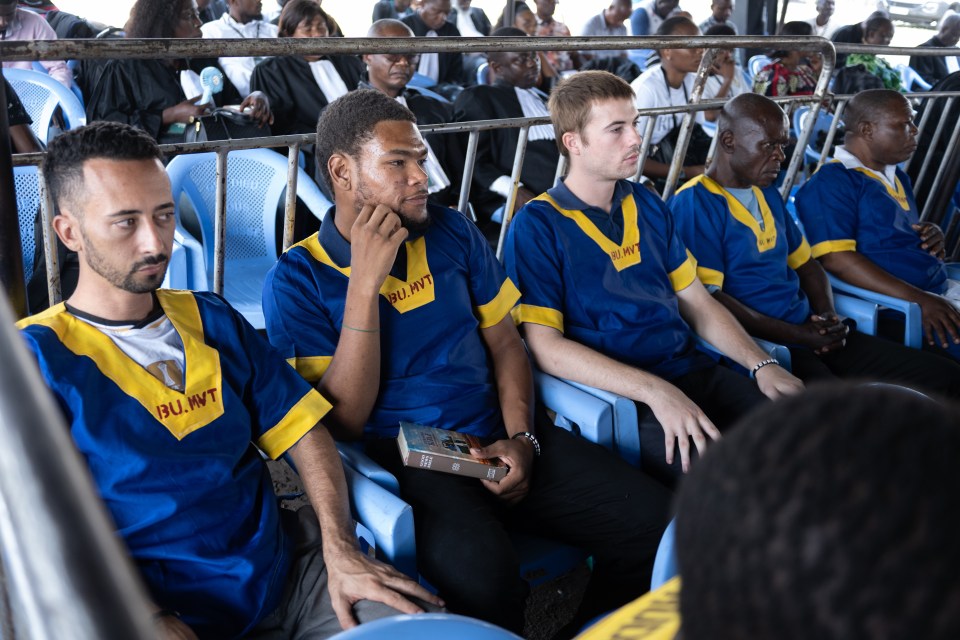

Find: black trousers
637;364;768;489
367;416;671;634
789;330;960;400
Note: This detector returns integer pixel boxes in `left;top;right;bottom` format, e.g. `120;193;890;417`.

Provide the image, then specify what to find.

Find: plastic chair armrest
533;370;614;449
337;442;401;496
828;275;922;348
834;293;878;335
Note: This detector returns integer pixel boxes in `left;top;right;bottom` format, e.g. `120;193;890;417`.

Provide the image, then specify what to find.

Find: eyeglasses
382;53;421;66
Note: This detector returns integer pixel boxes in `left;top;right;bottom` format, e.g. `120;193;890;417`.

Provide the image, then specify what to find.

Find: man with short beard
17;121;439;639
262;89;671;634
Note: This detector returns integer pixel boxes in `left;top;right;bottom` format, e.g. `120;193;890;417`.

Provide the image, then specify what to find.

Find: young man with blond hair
504;71;804;487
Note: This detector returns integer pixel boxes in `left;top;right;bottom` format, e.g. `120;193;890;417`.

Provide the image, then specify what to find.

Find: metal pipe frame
921;115;960;222
0;292;158;640
457;130;480;219
914;97;955;195
213;150;228;296
282;143;301;252
817;99;846;171
496;125;530;261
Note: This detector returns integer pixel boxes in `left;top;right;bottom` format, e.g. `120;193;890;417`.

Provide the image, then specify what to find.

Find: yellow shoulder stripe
576;577;680;640
787;238;812;269
811;239;856;258
257;389;333;459
512;304;564;331
476;279;521;329
287;356;333;383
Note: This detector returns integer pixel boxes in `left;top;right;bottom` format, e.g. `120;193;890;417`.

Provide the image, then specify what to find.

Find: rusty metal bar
921;115;960;222
554;155;567;186
282;143;300;252
0;35;847;63
0;77;26;319
634;117;657;182
458;130;479;219
496;125;530;262
36;162;61;307
704;128;720;169
662;47;719;201
213;149;228;296
914;97;955;195
905;95;938;174
817;100;846;171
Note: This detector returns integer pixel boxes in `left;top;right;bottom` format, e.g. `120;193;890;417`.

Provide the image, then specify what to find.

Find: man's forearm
796;259;835;314
483;319;535;436
522;324;676;406
678;281;769;370
820;251;930;303
317;282;383;440
287;425;357;554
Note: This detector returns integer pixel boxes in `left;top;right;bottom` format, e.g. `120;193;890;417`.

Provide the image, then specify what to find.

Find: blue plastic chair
3;68;86;143
476;61;491;86
650;519;677;590
897;64;932;92
328;613;522;639
13;165;40;281
408;72;438;89
748;54;772;80
164;148;332;329
793;105;837;167
828;274;924;349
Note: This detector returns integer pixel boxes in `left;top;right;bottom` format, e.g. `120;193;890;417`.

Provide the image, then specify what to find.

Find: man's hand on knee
325;548;444;630
645;379;721;473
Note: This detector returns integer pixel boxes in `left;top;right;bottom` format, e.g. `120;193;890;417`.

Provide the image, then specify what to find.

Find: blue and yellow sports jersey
18;290;331;639
505;179;713;381
263;204;520;439
795;162;947;294
671;175;813;325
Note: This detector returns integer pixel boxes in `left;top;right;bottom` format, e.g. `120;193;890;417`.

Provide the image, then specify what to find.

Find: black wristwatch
512;431;541;457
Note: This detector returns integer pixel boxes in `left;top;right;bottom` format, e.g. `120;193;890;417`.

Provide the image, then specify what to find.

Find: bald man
360;19;462;207
670;94;960;397
910;11;960;86
796;89;960;363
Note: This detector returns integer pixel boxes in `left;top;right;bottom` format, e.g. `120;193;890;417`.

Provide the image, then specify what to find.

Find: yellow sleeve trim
257;389;333;460
669;256;697;291
512;304;564;331
811;239;856;259
696;266;725;288
577;576;680;640
787;238;813;270
475;278;522;329
287;356;333;384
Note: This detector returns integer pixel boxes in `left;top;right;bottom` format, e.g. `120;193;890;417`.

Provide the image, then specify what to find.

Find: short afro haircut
676;384;960;640
314;89;417;191
45;121;164;214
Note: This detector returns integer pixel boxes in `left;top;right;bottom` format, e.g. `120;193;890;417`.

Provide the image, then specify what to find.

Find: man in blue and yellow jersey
17;122;439;640
504;71;804;488
796;89;960;362
671;93;960;397
262;89;671;634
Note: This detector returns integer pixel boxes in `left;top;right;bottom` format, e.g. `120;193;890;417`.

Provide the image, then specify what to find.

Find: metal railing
1;34;839;312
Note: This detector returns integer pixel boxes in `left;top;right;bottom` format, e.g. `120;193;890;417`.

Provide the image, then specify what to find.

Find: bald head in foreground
677;384;960;639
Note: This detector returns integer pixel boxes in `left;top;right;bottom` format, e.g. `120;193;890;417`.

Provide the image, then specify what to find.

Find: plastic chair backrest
476;61;490;86
793;105;837;165
748;54;772;79
165;148;332;328
329;613;523;639
3;68;86;143
408;72;438;89
13;165;40;280
650;520;677;590
897;64;932;92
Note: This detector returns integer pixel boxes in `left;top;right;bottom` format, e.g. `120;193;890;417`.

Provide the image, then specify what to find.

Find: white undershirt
834;146;897;188
75;314;186;392
455;8;483;38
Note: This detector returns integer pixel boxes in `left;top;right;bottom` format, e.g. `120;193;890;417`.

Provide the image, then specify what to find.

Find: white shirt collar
835;146;898;187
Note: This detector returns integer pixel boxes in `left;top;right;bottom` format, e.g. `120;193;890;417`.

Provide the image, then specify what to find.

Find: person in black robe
402;0;465;98
361;18;463;209
910;13;960;87
250;0;362;140
86;0;271;144
453;29;559;226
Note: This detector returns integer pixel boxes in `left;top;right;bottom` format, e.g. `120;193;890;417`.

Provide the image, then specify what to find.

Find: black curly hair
125;0;192;39
676;384;960;640
314;89;417;192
